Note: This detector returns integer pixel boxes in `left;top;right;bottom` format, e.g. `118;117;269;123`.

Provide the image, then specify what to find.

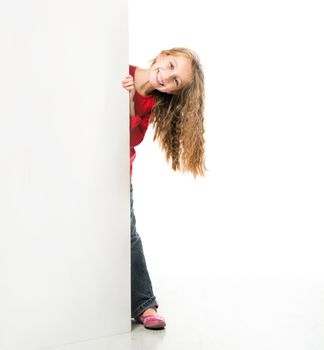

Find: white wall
129;0;324;347
0;1;129;349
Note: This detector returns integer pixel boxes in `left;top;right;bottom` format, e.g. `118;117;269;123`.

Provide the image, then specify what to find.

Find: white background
129;0;324;330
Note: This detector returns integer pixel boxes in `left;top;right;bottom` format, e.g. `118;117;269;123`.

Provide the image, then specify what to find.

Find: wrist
130;101;135;116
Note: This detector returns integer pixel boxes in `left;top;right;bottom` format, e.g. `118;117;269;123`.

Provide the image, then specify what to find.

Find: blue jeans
130;182;158;318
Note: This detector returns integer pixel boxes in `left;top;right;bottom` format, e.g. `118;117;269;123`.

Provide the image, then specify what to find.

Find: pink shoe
137;313;166;330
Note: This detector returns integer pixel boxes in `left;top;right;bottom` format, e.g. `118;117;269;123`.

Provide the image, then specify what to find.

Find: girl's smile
156;70;164;86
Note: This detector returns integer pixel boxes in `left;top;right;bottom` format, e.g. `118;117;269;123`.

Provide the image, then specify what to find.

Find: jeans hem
132;296;159;319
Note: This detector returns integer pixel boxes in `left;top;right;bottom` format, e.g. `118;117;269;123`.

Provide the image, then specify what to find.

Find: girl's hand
121;75;135;101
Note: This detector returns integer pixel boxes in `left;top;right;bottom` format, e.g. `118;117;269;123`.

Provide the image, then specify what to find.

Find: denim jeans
130;182;158;318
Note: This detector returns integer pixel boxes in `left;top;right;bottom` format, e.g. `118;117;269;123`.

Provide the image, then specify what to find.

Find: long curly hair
150;48;206;177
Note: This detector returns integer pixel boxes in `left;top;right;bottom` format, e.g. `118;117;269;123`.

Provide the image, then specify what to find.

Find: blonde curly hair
150;47;206;177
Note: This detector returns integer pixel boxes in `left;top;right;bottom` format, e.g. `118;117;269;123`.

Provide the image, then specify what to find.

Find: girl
122;47;205;330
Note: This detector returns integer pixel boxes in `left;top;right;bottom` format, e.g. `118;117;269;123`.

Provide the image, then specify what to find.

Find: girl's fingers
122;81;134;90
122;81;134;87
122;79;134;86
122;85;134;92
122;75;133;83
122;83;135;90
121;75;135;92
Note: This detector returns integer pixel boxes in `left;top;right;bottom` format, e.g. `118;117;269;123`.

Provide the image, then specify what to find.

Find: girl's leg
130;182;158;319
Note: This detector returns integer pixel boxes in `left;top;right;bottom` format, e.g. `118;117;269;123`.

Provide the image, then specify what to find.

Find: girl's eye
170;62;174;69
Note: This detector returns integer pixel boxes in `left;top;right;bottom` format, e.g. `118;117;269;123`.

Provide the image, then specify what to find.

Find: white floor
50;274;324;350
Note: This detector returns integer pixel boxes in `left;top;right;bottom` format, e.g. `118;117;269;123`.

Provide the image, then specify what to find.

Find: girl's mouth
157;70;164;86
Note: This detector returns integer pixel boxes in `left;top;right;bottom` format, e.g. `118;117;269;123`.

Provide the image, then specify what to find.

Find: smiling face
148;54;193;94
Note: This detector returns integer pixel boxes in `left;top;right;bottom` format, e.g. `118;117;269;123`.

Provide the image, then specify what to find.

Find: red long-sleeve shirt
129;65;155;175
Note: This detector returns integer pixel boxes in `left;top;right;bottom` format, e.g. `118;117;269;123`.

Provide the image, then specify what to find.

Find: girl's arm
130;115;150;147
122;74;150;147
121;74;135;116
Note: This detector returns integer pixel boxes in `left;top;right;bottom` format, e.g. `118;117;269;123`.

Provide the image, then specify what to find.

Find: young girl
122;47;205;330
